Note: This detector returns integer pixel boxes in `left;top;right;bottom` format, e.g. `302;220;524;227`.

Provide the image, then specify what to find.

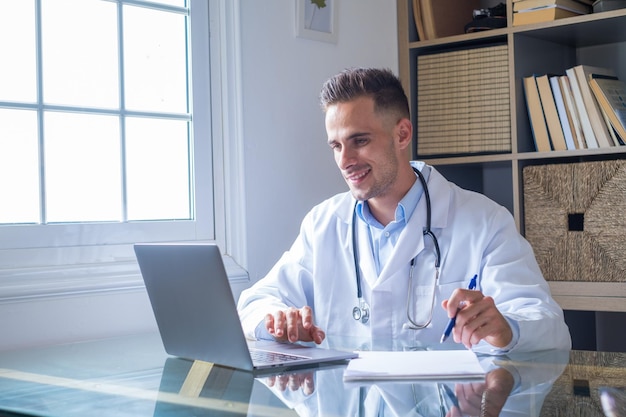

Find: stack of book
522;65;626;152
512;0;592;26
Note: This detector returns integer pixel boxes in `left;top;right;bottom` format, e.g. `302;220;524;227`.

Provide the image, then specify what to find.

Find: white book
550;75;577;150
566;67;598;148
573;65;615;148
559;75;586;149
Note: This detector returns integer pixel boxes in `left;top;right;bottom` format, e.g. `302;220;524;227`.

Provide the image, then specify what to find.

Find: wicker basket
523;160;626;282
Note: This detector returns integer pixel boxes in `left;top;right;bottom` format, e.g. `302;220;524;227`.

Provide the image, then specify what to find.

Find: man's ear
396;118;413;151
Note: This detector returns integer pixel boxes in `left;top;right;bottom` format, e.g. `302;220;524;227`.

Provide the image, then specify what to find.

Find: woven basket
523;160;626;282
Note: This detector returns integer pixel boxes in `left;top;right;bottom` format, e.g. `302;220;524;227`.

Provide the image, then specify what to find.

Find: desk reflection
3;332;624;417
256;350;569;417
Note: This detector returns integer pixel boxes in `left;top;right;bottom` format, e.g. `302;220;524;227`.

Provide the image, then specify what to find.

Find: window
0;0;222;273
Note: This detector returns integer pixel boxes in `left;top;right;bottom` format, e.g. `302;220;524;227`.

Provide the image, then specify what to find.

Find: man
237;68;570;353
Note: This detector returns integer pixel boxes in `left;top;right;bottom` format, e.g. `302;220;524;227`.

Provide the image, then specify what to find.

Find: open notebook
134;242;357;371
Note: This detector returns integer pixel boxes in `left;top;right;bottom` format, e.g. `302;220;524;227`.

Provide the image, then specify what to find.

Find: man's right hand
265;371;315;396
265;306;325;344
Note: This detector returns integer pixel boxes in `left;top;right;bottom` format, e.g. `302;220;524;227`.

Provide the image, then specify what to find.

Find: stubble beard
348;158;399;202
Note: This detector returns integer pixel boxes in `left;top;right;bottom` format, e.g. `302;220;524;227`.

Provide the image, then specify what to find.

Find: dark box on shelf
522;160;626;282
593;0;626;12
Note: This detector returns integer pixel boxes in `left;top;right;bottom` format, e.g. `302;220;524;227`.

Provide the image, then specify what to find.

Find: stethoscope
352;167;441;328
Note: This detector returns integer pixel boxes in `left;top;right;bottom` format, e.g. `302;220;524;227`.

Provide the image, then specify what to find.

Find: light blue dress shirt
355;166;430;275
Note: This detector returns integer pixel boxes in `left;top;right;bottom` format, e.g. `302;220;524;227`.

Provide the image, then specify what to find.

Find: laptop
134;242;357;372
154;356;347;416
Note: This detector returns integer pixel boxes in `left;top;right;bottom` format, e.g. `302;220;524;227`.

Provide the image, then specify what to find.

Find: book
589;74;626;145
566;66;599;148
513;6;581;26
513;0;591;14
600;106;621;146
558;75;586;149
572;65;616;148
550;75;577;150
536;74;568;151
523;75;553;152
412;0;427;41
420;0;436;40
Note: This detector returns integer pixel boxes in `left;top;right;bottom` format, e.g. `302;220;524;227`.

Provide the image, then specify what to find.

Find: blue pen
438;383;460;412
440;274;478;343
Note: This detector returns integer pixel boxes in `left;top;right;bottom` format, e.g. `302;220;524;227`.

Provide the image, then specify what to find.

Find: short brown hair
319;68;410;120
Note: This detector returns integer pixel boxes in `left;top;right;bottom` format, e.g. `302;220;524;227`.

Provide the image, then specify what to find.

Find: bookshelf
396;0;626;316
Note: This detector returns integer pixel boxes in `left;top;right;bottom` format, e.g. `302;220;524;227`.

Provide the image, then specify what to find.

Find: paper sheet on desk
343;350;486;382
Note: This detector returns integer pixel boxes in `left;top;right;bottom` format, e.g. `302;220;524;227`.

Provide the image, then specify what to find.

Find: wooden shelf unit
396;0;626;312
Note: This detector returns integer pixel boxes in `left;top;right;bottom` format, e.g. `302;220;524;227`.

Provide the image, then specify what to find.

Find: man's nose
338;147;356;170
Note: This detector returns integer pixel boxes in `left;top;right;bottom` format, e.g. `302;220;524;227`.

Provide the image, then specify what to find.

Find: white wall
0;1;398;350
238;0;398;287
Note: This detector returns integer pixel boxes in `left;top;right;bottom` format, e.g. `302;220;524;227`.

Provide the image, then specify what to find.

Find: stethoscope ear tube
352;205;370;324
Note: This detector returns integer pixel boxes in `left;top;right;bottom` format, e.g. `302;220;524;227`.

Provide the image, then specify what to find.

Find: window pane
0;110;40;224
126;117;191;221
41;0;118;108
44;112;121;222
123;6;188;113
151;0;186;6
0;2;36;102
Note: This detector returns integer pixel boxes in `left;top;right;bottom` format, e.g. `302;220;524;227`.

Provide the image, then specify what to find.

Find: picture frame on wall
295;0;337;43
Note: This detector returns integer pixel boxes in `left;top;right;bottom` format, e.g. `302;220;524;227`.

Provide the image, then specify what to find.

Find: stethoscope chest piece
353;299;370;323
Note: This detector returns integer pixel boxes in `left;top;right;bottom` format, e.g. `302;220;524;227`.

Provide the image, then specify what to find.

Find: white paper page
343;350;486;381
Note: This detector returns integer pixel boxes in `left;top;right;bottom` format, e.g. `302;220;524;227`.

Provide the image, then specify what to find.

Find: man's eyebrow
327;131;370;146
343;132;370;141
348;132;369;139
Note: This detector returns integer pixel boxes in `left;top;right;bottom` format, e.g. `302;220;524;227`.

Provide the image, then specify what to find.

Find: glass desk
0;332;624;416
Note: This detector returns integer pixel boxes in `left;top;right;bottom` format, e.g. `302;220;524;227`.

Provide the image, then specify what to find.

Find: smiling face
325;96;414;218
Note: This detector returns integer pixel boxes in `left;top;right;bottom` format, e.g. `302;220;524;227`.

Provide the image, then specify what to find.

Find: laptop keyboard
250;348;311;365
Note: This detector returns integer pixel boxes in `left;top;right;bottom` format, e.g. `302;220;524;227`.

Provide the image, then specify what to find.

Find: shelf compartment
511;9;626;47
431;160;514;214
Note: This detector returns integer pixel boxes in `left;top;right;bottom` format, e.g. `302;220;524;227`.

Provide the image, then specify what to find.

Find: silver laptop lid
134;243;255;370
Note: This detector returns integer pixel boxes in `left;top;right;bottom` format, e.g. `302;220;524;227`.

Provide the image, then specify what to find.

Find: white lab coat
238;164;571;353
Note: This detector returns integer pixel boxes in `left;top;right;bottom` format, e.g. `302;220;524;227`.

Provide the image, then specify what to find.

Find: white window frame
0;0;247;302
